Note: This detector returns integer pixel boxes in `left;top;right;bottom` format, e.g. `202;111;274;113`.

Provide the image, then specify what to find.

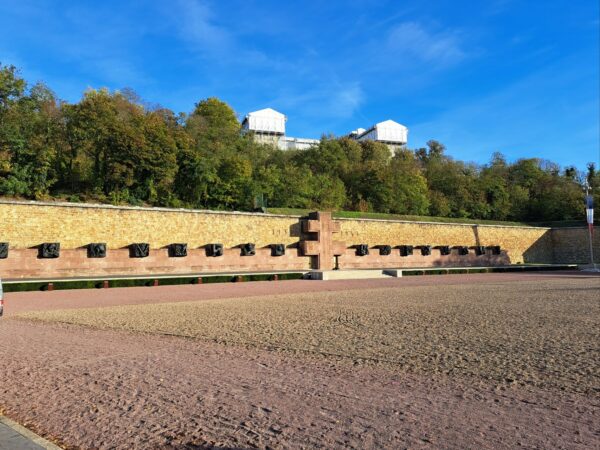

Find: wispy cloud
385;22;467;67
263;80;365;137
173;0;234;54
409;53;599;167
483;0;516;16
272;82;364;118
330;83;364;118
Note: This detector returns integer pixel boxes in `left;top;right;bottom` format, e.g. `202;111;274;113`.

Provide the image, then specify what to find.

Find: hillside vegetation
1;63;597;223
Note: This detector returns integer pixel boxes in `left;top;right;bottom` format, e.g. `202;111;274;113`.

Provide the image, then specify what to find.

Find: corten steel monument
299;212;346;270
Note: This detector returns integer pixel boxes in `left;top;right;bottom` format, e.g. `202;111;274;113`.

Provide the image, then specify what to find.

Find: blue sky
1;0;598;169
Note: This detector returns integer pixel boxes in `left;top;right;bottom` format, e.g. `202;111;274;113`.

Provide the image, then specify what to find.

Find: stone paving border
0;416;62;450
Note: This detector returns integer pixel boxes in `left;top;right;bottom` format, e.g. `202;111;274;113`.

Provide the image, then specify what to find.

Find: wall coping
549;226;595;230
334;216;551;230
0;199;301;219
0;199;556;230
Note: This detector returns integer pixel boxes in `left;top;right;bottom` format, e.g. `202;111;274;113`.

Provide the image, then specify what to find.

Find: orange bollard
47;282;54;291
103;280;109;289
153;279;159;287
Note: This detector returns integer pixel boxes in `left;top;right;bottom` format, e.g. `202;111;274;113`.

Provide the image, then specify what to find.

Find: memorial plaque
0;242;8;259
271;243;286;256
205;243;223;257
40;242;60;258
130;243;150;258
241;243;256;256
170;243;188;257
400;245;414;257
356;244;369;256
490;245;501;255
379;245;392;256
474;245;486;256
87;243;107;258
438;245;451;256
420;245;432;256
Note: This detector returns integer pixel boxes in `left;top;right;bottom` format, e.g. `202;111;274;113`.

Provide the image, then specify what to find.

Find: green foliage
0;63;595;224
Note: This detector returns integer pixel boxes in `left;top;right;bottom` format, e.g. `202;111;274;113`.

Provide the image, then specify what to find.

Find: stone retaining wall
0;200;595;279
338;218;553;265
551;227;600;264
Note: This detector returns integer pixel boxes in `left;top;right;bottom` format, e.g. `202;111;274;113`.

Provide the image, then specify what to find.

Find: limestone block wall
550;228;600;264
0;200;592;280
0;201;300;249
338;219;553;265
0;200;308;279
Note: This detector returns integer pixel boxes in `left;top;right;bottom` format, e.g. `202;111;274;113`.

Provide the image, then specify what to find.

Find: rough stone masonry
0;200;597;279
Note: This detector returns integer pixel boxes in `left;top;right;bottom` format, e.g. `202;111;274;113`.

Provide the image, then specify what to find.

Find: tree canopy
0;63;597;223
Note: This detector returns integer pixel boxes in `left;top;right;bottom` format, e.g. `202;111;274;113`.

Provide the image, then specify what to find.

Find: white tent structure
241;108;286;135
279;136;320;151
353;120;408;146
242;108;319;150
242;108;407;152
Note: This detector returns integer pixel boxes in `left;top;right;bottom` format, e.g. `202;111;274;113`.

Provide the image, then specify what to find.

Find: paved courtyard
0;420;43;450
1;272;598;449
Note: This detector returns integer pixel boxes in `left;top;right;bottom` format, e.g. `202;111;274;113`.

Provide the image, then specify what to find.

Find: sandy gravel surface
1;320;598;450
1;274;599;449
19;278;600;394
4;271;591;317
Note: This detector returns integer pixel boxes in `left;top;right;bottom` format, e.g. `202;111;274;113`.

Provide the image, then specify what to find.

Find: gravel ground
1;274;599;449
18;278;600;394
5;271;590;317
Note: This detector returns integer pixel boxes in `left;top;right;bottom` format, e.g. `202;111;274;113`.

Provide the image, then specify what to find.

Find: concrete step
309;270;401;280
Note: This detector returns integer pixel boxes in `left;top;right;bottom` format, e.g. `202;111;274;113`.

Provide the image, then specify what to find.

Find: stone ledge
310;270;395;280
336;215;551;230
0;199;301;219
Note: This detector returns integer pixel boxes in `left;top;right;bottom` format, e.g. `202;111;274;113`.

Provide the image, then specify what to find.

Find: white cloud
174;0;233;53
271;81;364;121
385;21;467;67
408;54;599;167
328;83;364;118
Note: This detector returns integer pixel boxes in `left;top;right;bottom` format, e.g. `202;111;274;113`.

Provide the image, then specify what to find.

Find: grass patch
268;207;591;228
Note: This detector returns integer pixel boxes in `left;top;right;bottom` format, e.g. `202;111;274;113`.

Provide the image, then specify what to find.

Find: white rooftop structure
349;127;366;137
242;108;286;135
242;107;319;150
279;136;320;151
352;120;408;146
242;108;408;152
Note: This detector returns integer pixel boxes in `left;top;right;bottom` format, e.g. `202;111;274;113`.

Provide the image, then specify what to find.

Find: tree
62;89;179;204
186;97;240;157
386;150;429;215
0;63;26;110
0;65;59;198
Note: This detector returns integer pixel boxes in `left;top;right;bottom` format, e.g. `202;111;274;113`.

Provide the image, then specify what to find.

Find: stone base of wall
338;248;509;269
0;247;311;279
0;246;511;280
